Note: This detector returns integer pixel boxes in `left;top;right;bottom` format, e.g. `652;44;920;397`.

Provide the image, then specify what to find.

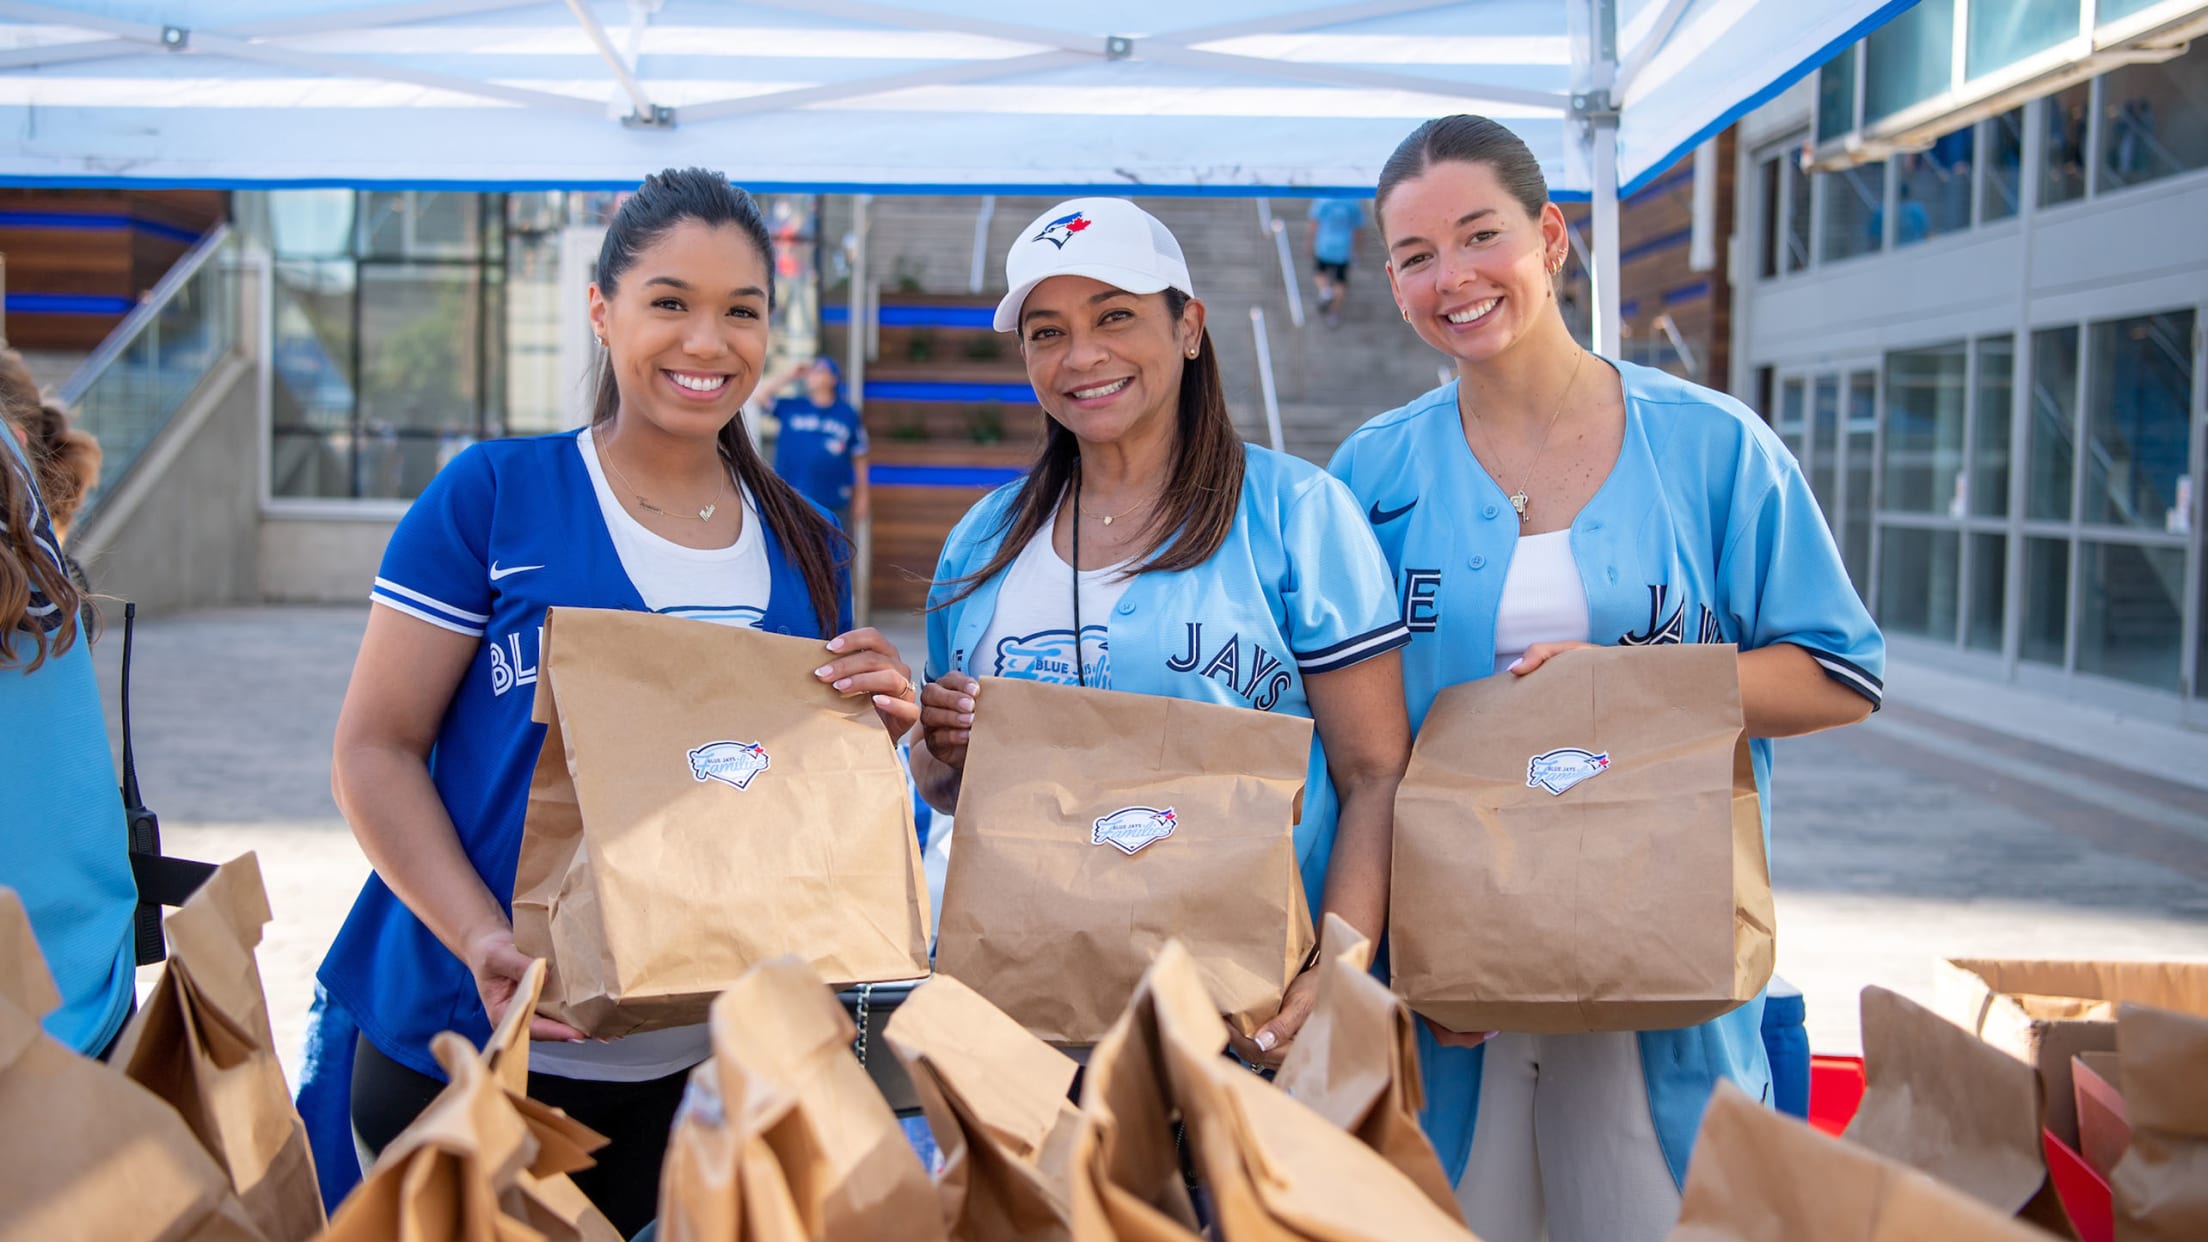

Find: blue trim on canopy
865;380;1037;404
1617;0;1922;200
869;464;1026;488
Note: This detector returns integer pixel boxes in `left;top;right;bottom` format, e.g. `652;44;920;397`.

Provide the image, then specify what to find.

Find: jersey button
1115;601;1136;616
1482;504;1500;519
1470;554;1487;569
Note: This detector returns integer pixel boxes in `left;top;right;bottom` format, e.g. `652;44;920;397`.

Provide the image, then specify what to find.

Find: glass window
1819;162;1886;263
502;208;568;436
1894;131;1973;246
2084;310;2195;531
1758;157;1781;279
1812;376;1840;518
2101;0;2175;24
2028;326;2079;521
1972;335;2013;516
1777;378;1807;462
1818;47;1858;144
1966;0;2081;80
1866;0;1957;125
1844;372;1878;595
1980;108;2024;222
1882;343;1969;514
360;190;486;260
269;260;357;500
1966;533;2007;653
1784;159;1813;272
2021;536;2069;666
1878;527;1961;640
2042;82;2092;206
355;263;487;499
2076;541;2185;689
2097;41;2208;194
266;190;355;259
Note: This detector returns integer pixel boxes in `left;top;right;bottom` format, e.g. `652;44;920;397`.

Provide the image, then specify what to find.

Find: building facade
1730;1;2207;723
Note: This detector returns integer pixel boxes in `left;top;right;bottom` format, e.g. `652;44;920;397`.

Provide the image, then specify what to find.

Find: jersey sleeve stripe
1803;647;1883;708
1295;621;1412;675
370;594;485;638
372;577;491;625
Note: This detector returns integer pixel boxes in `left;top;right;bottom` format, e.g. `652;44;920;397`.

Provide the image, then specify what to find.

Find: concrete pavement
85;604;2208;1086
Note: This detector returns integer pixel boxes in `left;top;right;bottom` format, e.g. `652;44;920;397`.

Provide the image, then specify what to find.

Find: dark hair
1375;114;1551;225
590;168;847;635
937;288;1243;607
0;349;85;670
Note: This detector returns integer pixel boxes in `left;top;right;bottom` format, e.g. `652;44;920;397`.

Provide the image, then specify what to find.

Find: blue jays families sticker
1527;747;1609;796
688;740;770;791
1032;210;1091;248
1091;805;1177;856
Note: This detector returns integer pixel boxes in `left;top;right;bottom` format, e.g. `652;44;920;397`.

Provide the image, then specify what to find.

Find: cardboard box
1933;960;2208;1146
2072;1051;2128;1182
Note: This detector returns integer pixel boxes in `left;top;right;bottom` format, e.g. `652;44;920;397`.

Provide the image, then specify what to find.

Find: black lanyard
1070;463;1087;688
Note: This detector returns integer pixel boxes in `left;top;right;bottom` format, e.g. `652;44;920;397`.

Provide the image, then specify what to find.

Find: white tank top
1492;529;1591;675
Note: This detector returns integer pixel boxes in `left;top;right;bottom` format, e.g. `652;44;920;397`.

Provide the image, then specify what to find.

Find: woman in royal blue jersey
319;169;920;1235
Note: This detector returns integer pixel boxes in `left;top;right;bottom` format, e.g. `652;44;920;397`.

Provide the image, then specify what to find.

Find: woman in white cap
910;198;1412;1062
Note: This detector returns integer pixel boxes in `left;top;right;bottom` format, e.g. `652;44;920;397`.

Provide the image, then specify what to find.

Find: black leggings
351;1035;688;1239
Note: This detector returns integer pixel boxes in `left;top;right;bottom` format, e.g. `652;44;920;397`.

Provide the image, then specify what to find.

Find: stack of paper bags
0;886;265;1241
2107;1003;2208;1242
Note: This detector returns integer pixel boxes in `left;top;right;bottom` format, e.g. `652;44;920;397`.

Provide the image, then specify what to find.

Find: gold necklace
599;436;729;523
1466;348;1586;524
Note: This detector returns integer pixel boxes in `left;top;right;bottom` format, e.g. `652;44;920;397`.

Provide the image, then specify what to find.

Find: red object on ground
1809;1054;1865;1135
2043;1128;2114;1242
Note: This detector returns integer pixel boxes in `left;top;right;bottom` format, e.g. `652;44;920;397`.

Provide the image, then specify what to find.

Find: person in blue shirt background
1329;116;1884;1242
763;354;869;523
0;361;135;1064
911;197;1413;1066
317;168;921;1237
1308;195;1367;326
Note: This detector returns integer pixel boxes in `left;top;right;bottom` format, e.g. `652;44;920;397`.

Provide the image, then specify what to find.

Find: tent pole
1580;0;1623;357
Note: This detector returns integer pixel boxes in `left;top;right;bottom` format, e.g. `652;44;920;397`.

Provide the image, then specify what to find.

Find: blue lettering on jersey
993;627;1109;687
1166;623;1292;711
488;627;542;697
1619;584;1723;646
1401;569;1443;633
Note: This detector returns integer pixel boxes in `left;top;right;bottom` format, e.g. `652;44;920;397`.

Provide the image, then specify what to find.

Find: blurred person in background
760;354;869;525
1308;195;1367;326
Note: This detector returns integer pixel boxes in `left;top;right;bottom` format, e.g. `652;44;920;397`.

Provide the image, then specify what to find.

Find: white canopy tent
0;0;1917;352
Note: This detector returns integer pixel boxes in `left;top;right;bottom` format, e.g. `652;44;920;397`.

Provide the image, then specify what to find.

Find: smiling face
1016;275;1203;446
1379;159;1569;367
587;219;771;441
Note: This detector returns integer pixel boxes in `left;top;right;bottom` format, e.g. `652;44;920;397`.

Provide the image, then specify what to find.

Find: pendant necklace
1468;347;1586;524
601;438;730;523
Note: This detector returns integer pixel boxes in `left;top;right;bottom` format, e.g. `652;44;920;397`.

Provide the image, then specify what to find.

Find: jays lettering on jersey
926;445;1409;917
1328;358;1884;1190
322;430;851;1079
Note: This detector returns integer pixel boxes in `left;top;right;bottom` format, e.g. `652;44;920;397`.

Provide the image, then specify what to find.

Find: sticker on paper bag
688;740;771;791
1091;805;1178;855
1527;747;1609;796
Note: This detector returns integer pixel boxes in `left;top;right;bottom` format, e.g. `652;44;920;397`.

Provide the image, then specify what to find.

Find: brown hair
937;288;1243;607
0;351;85;670
588;168;848;635
1375;114;1551;225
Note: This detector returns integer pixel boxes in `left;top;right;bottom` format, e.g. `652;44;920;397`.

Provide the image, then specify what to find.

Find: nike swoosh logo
488;562;544;581
1368;498;1418;525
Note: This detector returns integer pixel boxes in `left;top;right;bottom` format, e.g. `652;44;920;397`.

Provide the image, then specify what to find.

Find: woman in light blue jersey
0;355;136;1063
1329;116;1885;1242
911;197;1413;1065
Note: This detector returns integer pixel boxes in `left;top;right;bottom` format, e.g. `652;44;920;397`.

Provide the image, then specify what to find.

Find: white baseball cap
992;197;1196;333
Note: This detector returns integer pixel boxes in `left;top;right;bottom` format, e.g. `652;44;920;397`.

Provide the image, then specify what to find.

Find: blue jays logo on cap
1032;210;1092;249
1527;747;1609;796
688;740;771;791
1091;805;1178;855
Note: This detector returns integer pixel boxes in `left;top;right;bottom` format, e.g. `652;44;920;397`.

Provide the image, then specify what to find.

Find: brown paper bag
657;955;944;1242
938;675;1316;1045
882;975;1082;1242
1841;986;2076;1237
1392;644;1772;1033
1064;948;1203;1242
0;887;267;1242
1273;913;1456;1216
111;854;325;1242
2109;1003;2208;1242
1670;1081;2053;1241
475;960;622;1242
513;606;931;1037
1139;940;1477;1241
1934;960;2208;1146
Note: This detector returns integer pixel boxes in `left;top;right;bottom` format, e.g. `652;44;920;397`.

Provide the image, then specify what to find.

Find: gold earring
1400;307;1410;321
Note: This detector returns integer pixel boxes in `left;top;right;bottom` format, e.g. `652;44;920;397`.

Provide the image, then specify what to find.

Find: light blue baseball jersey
926;445;1410;916
319;430;851;1079
1328;358;1884;1188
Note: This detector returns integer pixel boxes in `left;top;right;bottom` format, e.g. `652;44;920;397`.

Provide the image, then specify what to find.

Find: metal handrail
1249;306;1286;454
56;223;233;407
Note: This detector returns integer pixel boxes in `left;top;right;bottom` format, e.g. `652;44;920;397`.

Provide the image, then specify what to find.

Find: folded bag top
1391;643;1772;1034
